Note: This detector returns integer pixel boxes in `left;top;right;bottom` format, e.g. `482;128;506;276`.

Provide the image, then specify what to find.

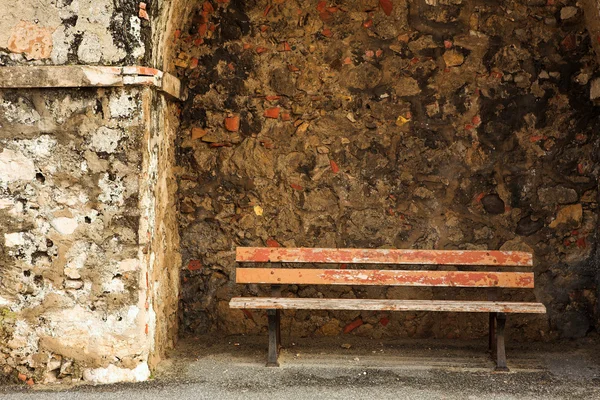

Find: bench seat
230;297;547;313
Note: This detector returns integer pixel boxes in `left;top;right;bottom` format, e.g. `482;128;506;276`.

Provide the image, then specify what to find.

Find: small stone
516;215;544;236
295;121;310;135
191;127;208;140
341;343;352;349
346;113;356;123
500;238;533;253
590;78;600;101
4;232;25;247
0;149;36;183
253;205;263;216
481;194;505;214
560;6;578;21
51;217;78;235
224;115;240;132
320;319;341;336
64;279;84;290
317;146;329;154
549;204;582;228
538;186;578;205
443;49;464;67
394;77;420;97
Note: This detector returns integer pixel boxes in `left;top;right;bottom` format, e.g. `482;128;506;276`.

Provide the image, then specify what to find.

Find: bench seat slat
236;248;533;267
236;268;534;288
229;297;547;314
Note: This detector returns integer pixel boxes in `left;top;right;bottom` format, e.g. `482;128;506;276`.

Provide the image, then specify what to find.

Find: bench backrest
236;247;534;289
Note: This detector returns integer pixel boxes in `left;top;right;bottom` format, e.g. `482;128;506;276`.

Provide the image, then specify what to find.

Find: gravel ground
2;335;599;399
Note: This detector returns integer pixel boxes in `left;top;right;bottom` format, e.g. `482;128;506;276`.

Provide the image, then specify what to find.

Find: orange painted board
229;297;547;313
236;247;533;267
235;268;535;288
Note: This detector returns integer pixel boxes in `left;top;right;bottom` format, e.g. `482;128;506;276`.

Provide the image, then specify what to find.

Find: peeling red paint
236;247;533;266
236;268;535;288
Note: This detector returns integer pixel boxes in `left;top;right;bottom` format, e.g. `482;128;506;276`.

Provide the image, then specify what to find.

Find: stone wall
175;0;600;340
1;0;149;66
0;0;182;386
0;86;149;383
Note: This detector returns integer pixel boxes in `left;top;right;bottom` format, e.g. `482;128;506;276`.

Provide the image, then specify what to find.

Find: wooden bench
230;247;546;370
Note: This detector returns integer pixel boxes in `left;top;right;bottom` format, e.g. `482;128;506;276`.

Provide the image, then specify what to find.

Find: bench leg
494;312;509;372
488;312;496;352
267;309;280;367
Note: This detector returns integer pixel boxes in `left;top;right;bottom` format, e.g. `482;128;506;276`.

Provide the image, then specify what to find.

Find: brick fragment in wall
174;0;600;340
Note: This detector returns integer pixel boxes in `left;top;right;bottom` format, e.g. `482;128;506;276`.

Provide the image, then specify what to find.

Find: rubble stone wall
0;87;150;383
175;0;600;341
1;0;149;66
0;0;182;386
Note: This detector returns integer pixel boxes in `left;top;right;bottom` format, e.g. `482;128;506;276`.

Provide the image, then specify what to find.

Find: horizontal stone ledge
0;65;182;100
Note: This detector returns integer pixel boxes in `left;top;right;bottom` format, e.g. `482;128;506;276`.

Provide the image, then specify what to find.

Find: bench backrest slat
236;268;534;288
236;248;533;267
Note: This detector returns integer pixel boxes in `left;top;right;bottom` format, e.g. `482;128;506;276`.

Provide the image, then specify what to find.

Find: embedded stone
90;127;124;154
516;215;544;236
549;204;583;228
560;7;578;21
4;232;25;247
500;237;533;253
591;78;600;101
0;149;36;182
481;194;505;214
320;319;341;336
538;186;578;206
394;76;420;97
51;217;78;235
443;50;464;67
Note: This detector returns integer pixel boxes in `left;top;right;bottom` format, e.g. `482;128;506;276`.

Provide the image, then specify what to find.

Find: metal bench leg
495;312;509;372
488;312;496;352
267;309;280;367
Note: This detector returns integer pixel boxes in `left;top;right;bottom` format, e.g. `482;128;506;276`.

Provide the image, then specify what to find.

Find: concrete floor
2;334;600;399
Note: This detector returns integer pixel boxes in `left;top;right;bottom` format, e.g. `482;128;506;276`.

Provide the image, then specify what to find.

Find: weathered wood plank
236;268;535;288
236;248;533;266
229;297;547;313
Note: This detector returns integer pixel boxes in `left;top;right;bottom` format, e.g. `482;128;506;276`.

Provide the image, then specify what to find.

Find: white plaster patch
4;232;25;247
51;217;78;235
15;136;57;158
129;16;145;60
1;99;40;125
90;127;124;153
117;258;140;273
109;92;137;118
102;278;125;293
0;198;13;209
50;25;71;65
0;296;11;307
83;362;150;384
77;32;102;63
98;173;125;206
0;149;36;182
